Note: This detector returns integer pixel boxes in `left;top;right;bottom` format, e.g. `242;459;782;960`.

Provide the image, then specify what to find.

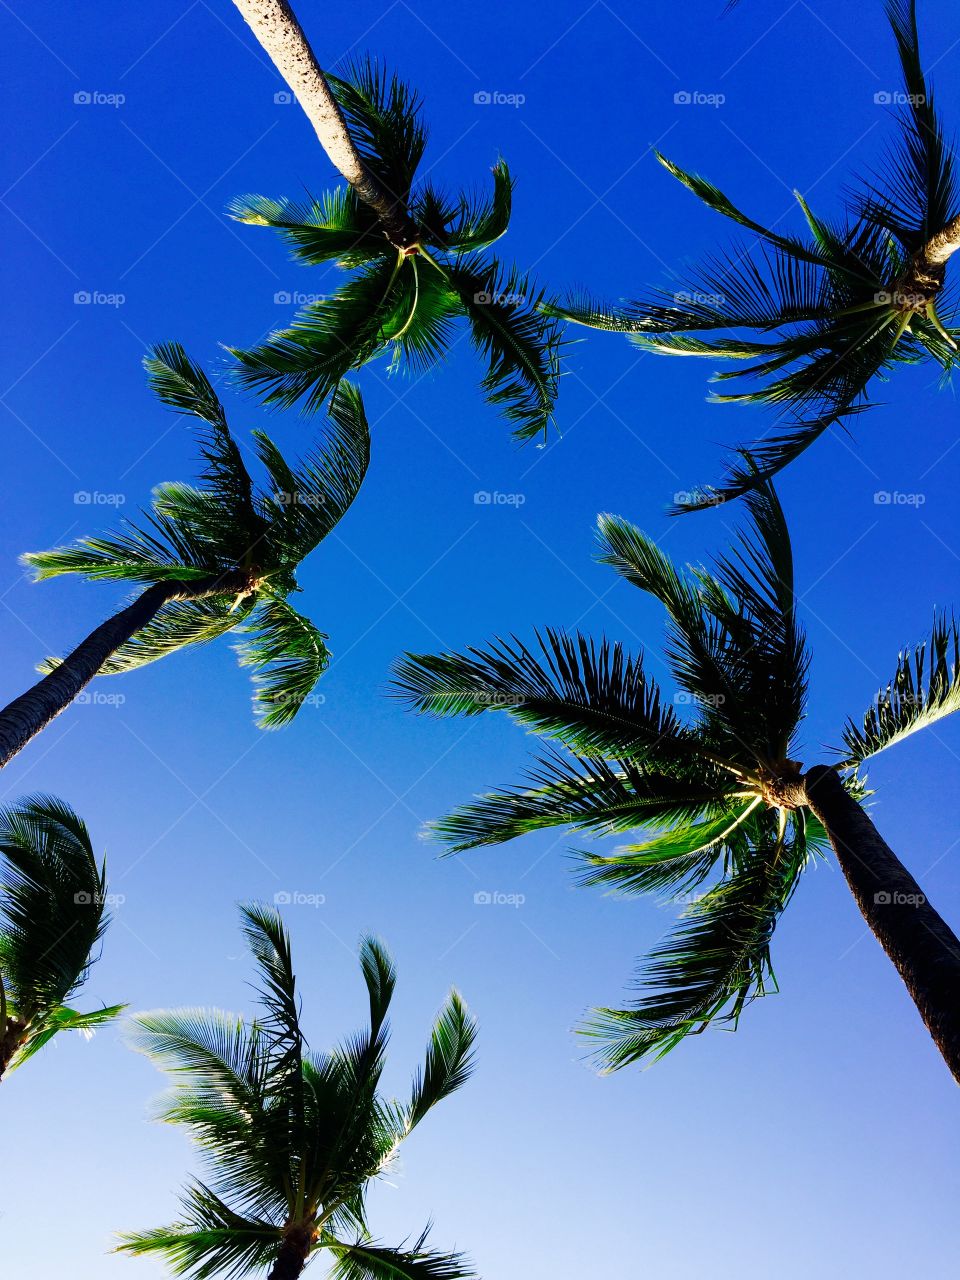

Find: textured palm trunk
0;572;248;769
796;765;960;1083
231;0;419;249
0;1020;25;1080
894;213;960;306
267;1227;312;1279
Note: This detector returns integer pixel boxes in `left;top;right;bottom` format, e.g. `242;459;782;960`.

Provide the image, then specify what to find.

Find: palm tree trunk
0;572;249;769
894;213;960;305
267;1228;312;1279
800;765;960;1083
231;0;419;249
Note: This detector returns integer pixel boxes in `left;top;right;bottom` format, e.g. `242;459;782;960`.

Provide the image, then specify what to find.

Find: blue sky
2;1;960;1276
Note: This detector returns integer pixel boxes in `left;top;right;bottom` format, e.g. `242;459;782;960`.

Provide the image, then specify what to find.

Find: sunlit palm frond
841;612;960;765
234;597;331;728
328;57;427;205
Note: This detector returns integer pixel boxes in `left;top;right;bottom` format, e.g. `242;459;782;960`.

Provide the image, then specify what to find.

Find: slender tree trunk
267;1227;312;1279
231;0;419;249
0;572;249;769
0;1020;24;1080
799;765;960;1083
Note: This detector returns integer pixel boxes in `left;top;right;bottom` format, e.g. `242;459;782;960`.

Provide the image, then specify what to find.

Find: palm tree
392;478;960;1079
548;0;960;508
0;795;123;1079
228;1;563;441
118;904;477;1280
0;344;369;768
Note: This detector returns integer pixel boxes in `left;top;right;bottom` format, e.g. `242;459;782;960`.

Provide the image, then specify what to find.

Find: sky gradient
1;2;959;1276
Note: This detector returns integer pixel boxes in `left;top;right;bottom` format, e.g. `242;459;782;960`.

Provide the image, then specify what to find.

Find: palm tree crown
229;57;563;442
119;905;478;1280
0;795;123;1078
24;344;370;729
392;478;960;1070
550;0;960;507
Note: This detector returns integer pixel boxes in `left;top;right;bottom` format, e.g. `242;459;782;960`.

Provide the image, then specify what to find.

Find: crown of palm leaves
0;796;123;1075
392;475;960;1069
118;905;477;1280
549;0;959;508
23;344;370;728
229;57;564;443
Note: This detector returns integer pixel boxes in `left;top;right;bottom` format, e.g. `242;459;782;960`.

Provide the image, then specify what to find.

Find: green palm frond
392;630;706;768
841;613;960;765
575;799;762;897
37;597;253;677
856;0;958;247
254;380;370;560
326;1230;476;1280
585;822;809;1071
228;188;385;266
427;749;733;854
327;57;427;205
234;597;330;728
407;992;477;1129
445;159;513;251
117;1183;280;1280
0;796;121;1071
230;257;399;412
444;254;562;441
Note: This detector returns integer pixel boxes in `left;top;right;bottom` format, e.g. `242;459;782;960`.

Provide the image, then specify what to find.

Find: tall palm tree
118;904;477;1280
0;795;123;1079
548;0;960;507
0;344;369;768
228;0;563;441
392;478;960;1079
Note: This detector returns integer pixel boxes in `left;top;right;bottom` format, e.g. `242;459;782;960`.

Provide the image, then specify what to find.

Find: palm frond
407;992;477;1129
325;1228;476;1280
584;824;808;1071
228;188;385;267
445;159;513;251
841;612;960;764
230;257;398;412
234;597;330;728
327;57;427;205
0;796;111;1028
443;253;562;442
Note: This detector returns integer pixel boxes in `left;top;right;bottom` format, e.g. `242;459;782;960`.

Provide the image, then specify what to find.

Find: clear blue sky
2;2;959;1276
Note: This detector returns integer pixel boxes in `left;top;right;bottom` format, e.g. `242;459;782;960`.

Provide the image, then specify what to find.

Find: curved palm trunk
231;0;419;249
795;765;960;1083
0;572;248;769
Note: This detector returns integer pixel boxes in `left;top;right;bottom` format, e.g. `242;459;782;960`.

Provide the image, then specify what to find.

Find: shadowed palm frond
584;821;809;1071
325;1229;477;1280
0;796;122;1072
407;992;477;1129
